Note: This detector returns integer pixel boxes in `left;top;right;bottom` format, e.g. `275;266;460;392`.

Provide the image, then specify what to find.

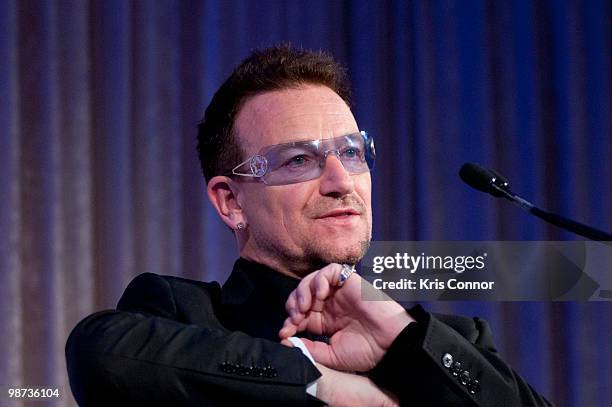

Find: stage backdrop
1;1;610;406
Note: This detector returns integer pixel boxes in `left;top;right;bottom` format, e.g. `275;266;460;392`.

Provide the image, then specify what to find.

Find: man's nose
318;154;354;197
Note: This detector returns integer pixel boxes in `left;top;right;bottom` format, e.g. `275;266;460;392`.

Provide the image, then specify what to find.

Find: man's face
232;84;372;276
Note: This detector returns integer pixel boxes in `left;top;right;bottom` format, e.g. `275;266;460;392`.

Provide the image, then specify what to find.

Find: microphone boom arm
490;179;612;242
459;162;612;243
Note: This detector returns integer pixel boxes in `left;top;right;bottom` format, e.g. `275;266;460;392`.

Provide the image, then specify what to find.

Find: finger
289;296;306;326
291;311;306;326
285;292;297;317
279;311;313;339
297;316;309;332
309;263;342;296
285;293;306;325
296;275;314;313
332;263;348;287
310;271;332;311
322;263;345;288
278;318;298;339
280;339;294;347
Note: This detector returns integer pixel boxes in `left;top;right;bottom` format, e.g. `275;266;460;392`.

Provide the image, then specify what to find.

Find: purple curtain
1;1;610;406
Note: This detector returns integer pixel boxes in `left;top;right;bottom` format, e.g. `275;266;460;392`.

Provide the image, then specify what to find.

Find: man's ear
207;176;245;230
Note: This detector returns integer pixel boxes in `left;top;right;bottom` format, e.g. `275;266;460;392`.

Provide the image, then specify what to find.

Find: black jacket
66;258;552;406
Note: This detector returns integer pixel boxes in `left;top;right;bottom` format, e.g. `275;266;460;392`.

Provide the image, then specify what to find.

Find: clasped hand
278;264;415;406
279;264;414;407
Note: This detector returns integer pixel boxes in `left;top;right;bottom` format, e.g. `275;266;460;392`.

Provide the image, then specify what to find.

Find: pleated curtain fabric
0;1;610;406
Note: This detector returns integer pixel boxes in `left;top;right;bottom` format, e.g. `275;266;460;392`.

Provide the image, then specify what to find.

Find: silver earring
236;222;246;231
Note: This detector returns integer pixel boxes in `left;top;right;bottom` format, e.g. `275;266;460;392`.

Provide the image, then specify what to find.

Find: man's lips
316;208;361;219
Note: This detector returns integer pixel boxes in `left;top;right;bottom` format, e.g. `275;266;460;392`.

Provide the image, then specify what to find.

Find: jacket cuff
368;304;429;395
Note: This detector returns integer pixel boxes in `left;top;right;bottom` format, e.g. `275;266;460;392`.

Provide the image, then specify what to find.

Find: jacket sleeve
65;273;322;406
369;305;554;407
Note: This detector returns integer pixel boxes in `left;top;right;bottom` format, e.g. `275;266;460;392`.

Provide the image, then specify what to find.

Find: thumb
300;338;341;370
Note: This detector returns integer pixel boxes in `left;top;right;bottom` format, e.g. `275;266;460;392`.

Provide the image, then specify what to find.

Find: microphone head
488;168;510;191
459;163;508;197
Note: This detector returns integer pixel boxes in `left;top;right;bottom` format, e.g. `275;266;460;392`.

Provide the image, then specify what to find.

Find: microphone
459;163;510;198
459;163;612;242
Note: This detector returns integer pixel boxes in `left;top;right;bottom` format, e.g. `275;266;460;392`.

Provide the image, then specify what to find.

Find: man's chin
306;239;370;267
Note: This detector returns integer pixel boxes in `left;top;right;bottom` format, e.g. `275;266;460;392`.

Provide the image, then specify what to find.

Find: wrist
369;303;416;350
316;364;399;407
385;308;416;342
359;281;416;350
314;364;335;404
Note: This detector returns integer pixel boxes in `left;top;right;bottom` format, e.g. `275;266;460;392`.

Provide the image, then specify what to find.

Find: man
66;45;552;406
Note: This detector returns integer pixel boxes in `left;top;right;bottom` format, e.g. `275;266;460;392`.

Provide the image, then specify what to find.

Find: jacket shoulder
117;273;223;324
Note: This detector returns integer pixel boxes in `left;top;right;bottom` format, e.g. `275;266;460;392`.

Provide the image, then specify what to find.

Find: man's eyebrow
278;144;320;152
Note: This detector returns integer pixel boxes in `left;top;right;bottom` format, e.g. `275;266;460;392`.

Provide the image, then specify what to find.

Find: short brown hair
196;44;352;184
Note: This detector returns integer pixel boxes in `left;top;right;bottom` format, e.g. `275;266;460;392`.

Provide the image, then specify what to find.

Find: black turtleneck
219;258;302;342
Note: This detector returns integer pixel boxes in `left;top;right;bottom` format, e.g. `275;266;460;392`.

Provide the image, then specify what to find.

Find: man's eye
342;147;361;159
285;155;310;167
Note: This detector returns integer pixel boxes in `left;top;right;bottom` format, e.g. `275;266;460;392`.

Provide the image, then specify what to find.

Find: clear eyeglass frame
228;130;375;186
